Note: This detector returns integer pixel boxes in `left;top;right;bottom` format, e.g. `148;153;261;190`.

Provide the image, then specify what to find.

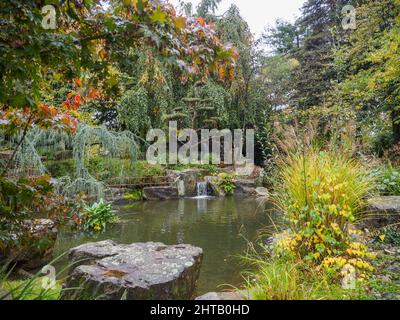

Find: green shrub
372;165;400;196
81;199;119;232
217;172;237;195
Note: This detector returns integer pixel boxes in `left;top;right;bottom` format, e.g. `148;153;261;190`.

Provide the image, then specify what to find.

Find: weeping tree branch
1;113;34;176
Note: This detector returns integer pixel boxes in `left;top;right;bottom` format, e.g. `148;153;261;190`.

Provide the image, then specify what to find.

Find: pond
54;196;273;295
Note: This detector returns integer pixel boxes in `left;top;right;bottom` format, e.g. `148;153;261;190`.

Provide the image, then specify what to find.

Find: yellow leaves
348;259;374;272
379;234;386;242
150;6;168;24
328;204;338;215
173;16;187;30
99;48;107;60
322;257;347;269
129;0;149;11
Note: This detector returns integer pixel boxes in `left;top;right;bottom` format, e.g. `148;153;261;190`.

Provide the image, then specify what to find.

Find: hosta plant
81;200;119;232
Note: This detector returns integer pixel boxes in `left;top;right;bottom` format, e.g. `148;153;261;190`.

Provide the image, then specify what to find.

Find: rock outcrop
204;176;225;197
167;169;206;197
143;186;179;201
364;197;400;228
62;240;203;300
234;179;257;195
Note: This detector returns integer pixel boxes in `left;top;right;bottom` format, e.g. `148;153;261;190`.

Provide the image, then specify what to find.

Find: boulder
62;240;203;300
166;169;206;197
364;197;400;228
143;186;179;201
106;187;131;205
0;219;58;271
255;187;269;198
195;291;245;300
234;160;255;177
234;179;257;195
204;176;225;197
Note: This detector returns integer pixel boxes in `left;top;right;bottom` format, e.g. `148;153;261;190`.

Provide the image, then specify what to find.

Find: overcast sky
170;0;306;37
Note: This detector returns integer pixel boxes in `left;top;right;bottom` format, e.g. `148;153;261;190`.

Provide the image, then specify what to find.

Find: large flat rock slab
143;186;179;200
62;240;203;300
364;197;400;228
234;179;257;195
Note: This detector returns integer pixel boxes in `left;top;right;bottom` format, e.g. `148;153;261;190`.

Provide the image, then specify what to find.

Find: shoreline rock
62;240;203;300
143;186;179;201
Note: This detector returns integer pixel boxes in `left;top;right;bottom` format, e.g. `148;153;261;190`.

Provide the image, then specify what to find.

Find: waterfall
196;182;208;197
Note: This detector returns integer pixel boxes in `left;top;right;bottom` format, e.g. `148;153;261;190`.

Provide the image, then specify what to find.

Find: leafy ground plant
81;199;119;232
217;173;237;195
372;164;400;196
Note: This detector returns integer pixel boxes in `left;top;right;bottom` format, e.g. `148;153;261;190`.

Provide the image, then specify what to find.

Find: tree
196;0;222;18
263;20;300;55
335;0;400;143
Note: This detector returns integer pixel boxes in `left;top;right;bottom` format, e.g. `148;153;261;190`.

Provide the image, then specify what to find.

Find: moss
124;189;143;201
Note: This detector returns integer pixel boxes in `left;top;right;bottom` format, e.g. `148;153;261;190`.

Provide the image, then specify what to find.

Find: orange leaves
63;80;102;111
74;79;82;87
38;104;58;118
0;105;78;134
218;65;226;80
63;95;81;111
197;17;206;27
86;87;101;100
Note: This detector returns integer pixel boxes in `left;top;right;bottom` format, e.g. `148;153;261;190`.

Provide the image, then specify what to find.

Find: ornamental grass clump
272;121;376;280
272;122;377;282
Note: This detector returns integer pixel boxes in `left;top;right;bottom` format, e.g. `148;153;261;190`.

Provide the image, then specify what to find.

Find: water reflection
54;196;272;294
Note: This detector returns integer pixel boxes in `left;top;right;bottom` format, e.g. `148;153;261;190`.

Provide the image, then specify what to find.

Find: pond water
54;196;272;295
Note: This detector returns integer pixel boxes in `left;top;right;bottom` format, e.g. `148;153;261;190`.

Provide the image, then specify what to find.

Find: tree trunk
392;109;400;144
